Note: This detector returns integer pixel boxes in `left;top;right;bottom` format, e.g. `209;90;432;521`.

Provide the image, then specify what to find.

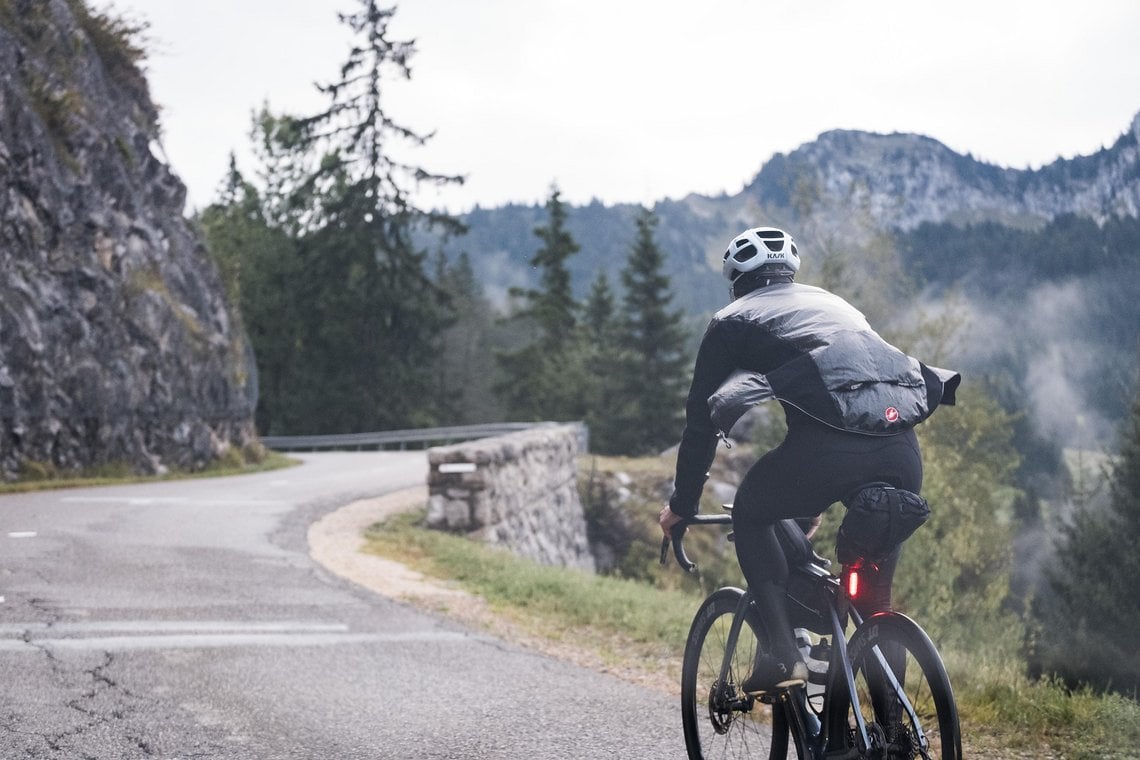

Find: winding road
0;452;682;758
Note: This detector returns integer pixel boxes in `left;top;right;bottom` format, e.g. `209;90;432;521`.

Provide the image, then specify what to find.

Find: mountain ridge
743;111;1140;231
446;109;1140;318
446;111;1140;451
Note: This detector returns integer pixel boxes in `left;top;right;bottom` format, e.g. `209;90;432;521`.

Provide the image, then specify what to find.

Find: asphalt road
0;452;683;759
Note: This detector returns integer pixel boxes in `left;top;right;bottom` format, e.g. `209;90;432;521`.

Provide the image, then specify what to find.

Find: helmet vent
756;230;784;239
763;239;783;252
733;243;758;262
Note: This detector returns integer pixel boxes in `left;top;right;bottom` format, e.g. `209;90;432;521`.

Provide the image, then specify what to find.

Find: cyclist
659;226;960;695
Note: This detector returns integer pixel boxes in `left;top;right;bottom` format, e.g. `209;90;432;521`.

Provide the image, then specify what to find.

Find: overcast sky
111;0;1140;215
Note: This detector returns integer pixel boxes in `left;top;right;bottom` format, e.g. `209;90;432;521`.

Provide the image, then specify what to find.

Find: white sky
111;0;1140;215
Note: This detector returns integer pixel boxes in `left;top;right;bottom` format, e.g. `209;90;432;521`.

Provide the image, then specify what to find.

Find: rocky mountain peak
746;112;1140;230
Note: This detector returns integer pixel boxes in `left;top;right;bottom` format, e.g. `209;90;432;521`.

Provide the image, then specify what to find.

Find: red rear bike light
846;567;861;599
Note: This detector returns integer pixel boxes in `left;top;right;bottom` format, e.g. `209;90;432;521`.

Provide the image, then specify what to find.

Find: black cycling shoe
741;655;808;695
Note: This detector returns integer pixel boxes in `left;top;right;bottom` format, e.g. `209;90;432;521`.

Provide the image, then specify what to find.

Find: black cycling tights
732;407;923;661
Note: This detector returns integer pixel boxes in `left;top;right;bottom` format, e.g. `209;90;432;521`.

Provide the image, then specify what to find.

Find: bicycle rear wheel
829;612;962;760
681;587;797;760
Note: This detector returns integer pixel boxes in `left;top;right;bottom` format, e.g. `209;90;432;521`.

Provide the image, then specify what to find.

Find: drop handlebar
659;513;734;573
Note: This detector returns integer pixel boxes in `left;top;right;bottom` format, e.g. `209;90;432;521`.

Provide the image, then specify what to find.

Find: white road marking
437;462;477;474
59;496;286;507
0;620;350;635
0;621;470;652
7;532;37;538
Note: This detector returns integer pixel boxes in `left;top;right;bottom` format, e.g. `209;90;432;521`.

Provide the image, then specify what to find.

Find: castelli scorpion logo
885;407;900;423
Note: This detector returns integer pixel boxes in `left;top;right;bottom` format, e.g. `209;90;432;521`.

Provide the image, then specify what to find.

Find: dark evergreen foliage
896;213;1140;288
440;199;727;318
612;208;690;455
581;272;629;452
202;1;462;434
897;214;1140;461
199;160;301;435
494;187;587;422
489;201;691;452
433;252;506;424
1030;381;1140;696
576;209;693;456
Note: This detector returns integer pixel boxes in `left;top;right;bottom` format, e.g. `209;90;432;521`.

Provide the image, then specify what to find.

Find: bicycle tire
681;587;799;760
827;611;962;760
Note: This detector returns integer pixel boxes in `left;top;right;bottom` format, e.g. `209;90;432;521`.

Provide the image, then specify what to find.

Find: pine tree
495;187;585;421
1030;381;1140;694
615;207;690;454
237;1;463;433
581;272;629;452
434;252;503;424
199;158;301;435
583;271;616;343
517;186;579;348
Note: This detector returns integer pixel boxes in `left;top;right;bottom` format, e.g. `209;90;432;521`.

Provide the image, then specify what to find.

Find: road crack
12;608;154;758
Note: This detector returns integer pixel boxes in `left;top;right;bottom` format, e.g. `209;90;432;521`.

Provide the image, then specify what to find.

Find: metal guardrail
260;422;556;451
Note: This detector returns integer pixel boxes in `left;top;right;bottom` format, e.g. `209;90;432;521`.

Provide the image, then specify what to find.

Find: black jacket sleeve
668;321;737;517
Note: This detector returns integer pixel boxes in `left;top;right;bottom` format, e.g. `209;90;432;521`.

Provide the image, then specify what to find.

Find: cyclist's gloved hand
659;505;686;537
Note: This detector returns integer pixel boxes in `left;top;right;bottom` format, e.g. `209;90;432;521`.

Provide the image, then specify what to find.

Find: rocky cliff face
748;113;1140;231
0;0;256;478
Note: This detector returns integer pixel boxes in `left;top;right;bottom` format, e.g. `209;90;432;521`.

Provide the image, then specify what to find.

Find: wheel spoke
840;614;960;760
682;589;792;759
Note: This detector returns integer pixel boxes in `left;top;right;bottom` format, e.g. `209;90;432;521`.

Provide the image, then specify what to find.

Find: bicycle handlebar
659;513;733;573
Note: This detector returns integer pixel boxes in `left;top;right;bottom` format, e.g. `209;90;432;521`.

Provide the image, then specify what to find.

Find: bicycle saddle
720;505;830;569
776;518;831;569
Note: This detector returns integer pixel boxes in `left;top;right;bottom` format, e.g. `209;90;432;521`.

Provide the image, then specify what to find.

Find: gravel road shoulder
307;487;675;694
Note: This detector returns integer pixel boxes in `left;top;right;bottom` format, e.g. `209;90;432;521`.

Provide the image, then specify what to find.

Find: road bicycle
662;491;962;760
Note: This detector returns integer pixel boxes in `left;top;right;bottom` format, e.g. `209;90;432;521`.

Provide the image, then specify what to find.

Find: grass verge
365;509;1140;760
0;450;298;495
365;509;695;688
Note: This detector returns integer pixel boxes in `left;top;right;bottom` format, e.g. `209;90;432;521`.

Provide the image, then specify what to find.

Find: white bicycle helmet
721;226;800;282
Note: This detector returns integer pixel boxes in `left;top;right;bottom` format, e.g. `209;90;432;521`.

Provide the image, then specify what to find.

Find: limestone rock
0;1;256;478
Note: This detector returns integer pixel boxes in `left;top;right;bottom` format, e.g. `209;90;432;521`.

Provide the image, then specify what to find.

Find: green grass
0;450;298;495
953;657;1140;759
366;510;696;673
366;509;1140;759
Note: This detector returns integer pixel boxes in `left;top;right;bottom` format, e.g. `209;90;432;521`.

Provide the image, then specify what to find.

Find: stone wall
426;424;594;572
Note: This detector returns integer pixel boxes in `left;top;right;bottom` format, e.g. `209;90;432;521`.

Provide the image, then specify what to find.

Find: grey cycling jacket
669;282;960;516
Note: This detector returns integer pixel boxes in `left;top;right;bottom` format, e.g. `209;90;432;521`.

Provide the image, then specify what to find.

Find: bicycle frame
666;515;946;760
788;578;860;760
709;588;765;719
702;568;930;760
836;607;937;758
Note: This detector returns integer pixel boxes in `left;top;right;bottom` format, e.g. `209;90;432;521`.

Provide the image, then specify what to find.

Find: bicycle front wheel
829;612;962;760
681;587;795;760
